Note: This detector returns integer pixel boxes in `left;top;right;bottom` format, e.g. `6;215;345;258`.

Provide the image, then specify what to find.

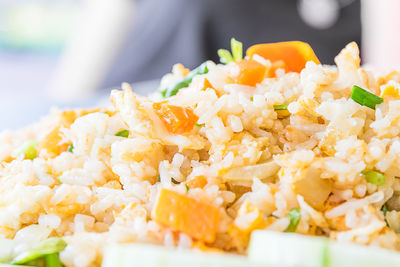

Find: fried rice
1;41;400;266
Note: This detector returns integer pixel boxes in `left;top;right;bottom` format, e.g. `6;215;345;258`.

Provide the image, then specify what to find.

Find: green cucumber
248;230;328;267
248;230;400;267
0;238;14;264
329;241;400;267
102;243;265;267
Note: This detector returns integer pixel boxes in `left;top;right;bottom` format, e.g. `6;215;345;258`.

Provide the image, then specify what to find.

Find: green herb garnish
361;170;386;186
273;104;289;110
217;49;233;64
116;129;129;138
160;61;209;98
231;38;243;61
351;85;383;110
285;208;301;232
10;237;67;265
185;184;190;192
67;144;74;153
217;38;243;64
382;204;388;215
195;122;205;127
13;140;38;160
45;253;63;267
171;178;180;184
157;175;161;182
381;204;389;226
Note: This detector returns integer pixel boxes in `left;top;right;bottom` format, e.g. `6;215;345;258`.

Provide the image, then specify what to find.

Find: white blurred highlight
49;0;135;102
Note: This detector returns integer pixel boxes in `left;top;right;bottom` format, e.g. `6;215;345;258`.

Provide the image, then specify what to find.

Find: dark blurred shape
102;0;361;87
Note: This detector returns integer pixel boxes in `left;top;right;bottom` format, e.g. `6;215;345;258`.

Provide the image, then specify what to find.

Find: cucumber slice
102;243;266;267
248;230;328;267
248;230;400;267
329;241;400;267
0;238;14;264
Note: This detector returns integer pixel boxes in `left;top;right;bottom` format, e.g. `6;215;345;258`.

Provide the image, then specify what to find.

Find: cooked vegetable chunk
246;41;320;73
153;102;198;134
10;237;67;265
230;59;266;86
351;85;383;110
293;167;332;210
152;189;219;243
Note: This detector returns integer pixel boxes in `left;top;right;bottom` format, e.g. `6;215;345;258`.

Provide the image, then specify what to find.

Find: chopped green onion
171;178;180;184
67;144;74;153
382;204;388;215
10;237;67;265
116;129;129;138
217;49;234;64
285;208;301;233
351;85;383;110
45;253;62;267
195;122;204;127
218;38;243;64
231;38;243;61
157;175;160;182
361;170;386;186
185;184;190;192
381;204;389;226
13;140;38;160
273;104;289;110
160;61;209;98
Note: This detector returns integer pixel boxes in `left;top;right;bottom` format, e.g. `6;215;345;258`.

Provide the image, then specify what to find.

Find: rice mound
2;42;400;266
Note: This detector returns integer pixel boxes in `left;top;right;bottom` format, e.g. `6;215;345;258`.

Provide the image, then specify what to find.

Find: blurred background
0;0;398;130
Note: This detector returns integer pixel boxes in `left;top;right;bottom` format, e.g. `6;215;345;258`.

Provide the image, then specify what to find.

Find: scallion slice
10;237;67;265
160;61;209;98
351;85;383;110
116;129;129;138
361;170;386;186
285;208;301;232
273;104;289;110
67;144;74;153
217;49;234;64
45;253;63;267
13;140;38;160
218;38;243;64
381;204;389;226
231;38;243;61
185;184;190;192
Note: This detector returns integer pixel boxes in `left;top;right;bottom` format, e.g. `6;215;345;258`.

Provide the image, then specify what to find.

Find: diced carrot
186;176;208;189
201;78;214;91
151;188;219;243
246;41;320;73
230;59;267;86
153;102;198;134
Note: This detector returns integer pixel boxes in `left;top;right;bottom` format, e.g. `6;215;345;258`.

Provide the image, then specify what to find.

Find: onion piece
221;161;280;182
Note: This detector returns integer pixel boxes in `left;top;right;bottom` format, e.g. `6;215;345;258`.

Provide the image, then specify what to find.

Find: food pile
1;39;400;266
